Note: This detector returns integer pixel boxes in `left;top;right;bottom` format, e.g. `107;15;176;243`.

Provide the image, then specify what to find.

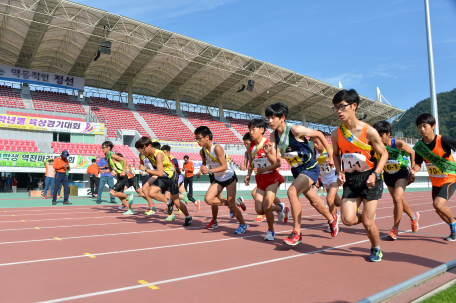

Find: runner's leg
362;198;380;247
263;182;280;232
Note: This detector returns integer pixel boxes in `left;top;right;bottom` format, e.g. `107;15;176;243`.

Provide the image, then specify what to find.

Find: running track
0;191;455;302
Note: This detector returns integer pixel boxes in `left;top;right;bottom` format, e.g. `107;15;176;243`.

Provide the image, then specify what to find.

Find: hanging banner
157;140;201;149
0;64;84;91
0;152;95;169
0;113;104;134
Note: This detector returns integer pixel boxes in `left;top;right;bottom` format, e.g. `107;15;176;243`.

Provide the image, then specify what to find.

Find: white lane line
0;211;109;217
37;222;446;303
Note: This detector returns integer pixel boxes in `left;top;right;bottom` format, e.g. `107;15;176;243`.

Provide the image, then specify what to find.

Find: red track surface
0;191;455;303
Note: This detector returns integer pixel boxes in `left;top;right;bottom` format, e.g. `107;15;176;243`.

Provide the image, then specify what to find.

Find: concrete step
38;142;54;154
130;105;158;139
180;111;196;133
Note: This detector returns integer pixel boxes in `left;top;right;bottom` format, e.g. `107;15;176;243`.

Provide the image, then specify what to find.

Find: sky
77;0;456;111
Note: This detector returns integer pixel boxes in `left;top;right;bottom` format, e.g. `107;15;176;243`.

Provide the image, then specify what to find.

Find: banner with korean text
0;152;95;169
0;113;105;135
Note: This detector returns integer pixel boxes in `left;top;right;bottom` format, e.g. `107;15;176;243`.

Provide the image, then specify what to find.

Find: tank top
250;139;272;175
274;128;317;171
423;135;456;187
139;154;154;176
107;151;135;178
147;149;174;178
315;148;336;176
384;138;410;174
204;145;234;182
337;123;377;173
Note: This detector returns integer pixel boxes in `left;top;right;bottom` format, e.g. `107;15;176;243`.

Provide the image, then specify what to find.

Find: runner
266;102;340;246
310;131;342;233
101;142;136;215
135;141;158;215
136;137;193;226
245;118;288;240
331;89;388;262
195;126;247;234
409;113;456;241
373;121;420;240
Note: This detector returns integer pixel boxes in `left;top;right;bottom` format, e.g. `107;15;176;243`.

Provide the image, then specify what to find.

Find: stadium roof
0;0;405;126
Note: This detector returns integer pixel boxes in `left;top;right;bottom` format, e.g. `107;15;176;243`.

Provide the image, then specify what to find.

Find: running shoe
230;210;235;218
183;216;193;226
234;224;248;234
205;220;218;229
52;201;56;205
283;207;290;223
118;205;126;210
446;232;456;241
128;194;134;206
255;214;266;222
44;195;47;199
283;230;302;246
329;213;340;237
63;201;72;205
324;227;331;233
123;209;135;215
236;197;246;211
388;228;398;240
195;200;201;211
178;209;182;215
167;200;174;215
181;192;190;205
264;230;275;241
368;247;383;262
165;214;175;221
277;203;285;222
96;200;101;204
411;212;420;232
144;208;157;215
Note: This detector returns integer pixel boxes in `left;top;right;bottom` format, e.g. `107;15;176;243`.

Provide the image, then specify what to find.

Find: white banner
0;64;84;91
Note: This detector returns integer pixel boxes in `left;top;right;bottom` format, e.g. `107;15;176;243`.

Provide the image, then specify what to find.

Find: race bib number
426;163;447;178
252;158;272;174
384;160;400;174
320;162;335;176
341;153;370;173
284;152;303;168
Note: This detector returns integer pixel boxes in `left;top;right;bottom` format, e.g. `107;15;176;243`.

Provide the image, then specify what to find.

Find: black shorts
432;183;456;200
156;173;179;196
113;175;138;193
141;175;151;186
213;173;238;188
383;167;409;188
342;169;383;200
317;180;324;188
209;174;215;184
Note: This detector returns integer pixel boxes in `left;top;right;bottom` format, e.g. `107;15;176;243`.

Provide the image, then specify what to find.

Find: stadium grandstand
1;0;432;193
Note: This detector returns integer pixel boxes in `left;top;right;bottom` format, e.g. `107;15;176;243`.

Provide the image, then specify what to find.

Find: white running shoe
128;194;134;206
264;230;275;241
277;202;285;222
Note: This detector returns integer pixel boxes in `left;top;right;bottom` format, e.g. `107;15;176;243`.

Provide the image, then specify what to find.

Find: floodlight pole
424;0;439;134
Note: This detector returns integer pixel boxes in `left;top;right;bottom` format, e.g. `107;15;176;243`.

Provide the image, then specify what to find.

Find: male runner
373;121;420;240
266;102;340;246
245;118;289;240
135;141;158;215
311;131;342;233
195;126;247;234
331;89;388;262
136;137;193;226
409;113;456;241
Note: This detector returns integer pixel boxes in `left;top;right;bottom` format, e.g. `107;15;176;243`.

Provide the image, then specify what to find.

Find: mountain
392;88;456;139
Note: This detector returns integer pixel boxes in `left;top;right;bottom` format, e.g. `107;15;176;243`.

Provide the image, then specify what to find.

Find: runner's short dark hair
311;130;326;141
161;145;171;152
372;121;392;136
135;137;152;149
265;102;288;119
248;118;268;135
116;153;123;157
102;141;114;151
194;126;213;140
242;132;252;141
415;113;436;127
332;89;360;107
152;141;161;149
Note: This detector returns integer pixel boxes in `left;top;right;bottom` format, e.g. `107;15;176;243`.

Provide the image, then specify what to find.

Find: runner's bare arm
331;129;345;185
147;152;164;177
292;125;334;166
366;126;388;175
111;153;127;176
397;139;415;168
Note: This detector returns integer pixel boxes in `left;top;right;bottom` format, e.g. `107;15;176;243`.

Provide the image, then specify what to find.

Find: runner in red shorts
245;118;289;241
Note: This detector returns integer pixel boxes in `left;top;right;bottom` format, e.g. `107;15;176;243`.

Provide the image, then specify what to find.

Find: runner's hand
240;164;247;171
139;164;145;172
408;171;415;184
253;167;263;175
326;155;335;168
263;142;273;154
200;165;209;174
366;174;376;188
337;172;345;186
110;171;116;177
120;172;125;177
244;175;250;186
196;172;201;179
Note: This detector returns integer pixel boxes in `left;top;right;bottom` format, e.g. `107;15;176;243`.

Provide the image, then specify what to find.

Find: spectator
28;174;33;191
86;159;100;198
182;155;195;200
38;178;44;190
52;150;71;205
43;158;55;199
96;157;116;204
0;177;5;193
12;178;17;193
6;175;12;193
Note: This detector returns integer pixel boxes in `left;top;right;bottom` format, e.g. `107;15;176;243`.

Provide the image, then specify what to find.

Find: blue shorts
292;164;320;185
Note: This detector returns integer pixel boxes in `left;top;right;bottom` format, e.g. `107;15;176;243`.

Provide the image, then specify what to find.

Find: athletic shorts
432;182;456;200
113;175;138;193
292;164;319;185
383;167;409;188
255;170;285;191
214;172;238;188
156;173;179;196
342;169;383;200
209;174;215;184
321;172;338;189
141;175;151;186
317;180;324;188
178;174;184;186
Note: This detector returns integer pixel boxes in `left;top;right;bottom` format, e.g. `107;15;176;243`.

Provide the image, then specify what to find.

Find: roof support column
175;86;182;115
128;78;133;104
218;100;225;122
301;107;307;127
260;102;265;118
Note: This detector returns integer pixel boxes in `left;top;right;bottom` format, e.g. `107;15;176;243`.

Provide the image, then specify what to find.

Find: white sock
186;215;191;218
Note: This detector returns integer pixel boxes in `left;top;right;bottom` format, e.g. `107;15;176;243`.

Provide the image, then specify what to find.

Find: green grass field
420;280;456;303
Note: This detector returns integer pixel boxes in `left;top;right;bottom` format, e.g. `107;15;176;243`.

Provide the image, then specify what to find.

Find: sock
392;226;398;231
373;246;380;250
411;214;416;220
328;219;334;224
450;222;456;233
186;215;191;218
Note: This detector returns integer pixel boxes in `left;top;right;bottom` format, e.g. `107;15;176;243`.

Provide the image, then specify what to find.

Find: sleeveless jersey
204;145;234;182
337;123;377;173
423;135;456;187
107;151;135;178
140;154;155;176
274;128;317;170
315;148;336;176
250;139;272;175
168;155;181;175
384;138;410;174
146;149;175;178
